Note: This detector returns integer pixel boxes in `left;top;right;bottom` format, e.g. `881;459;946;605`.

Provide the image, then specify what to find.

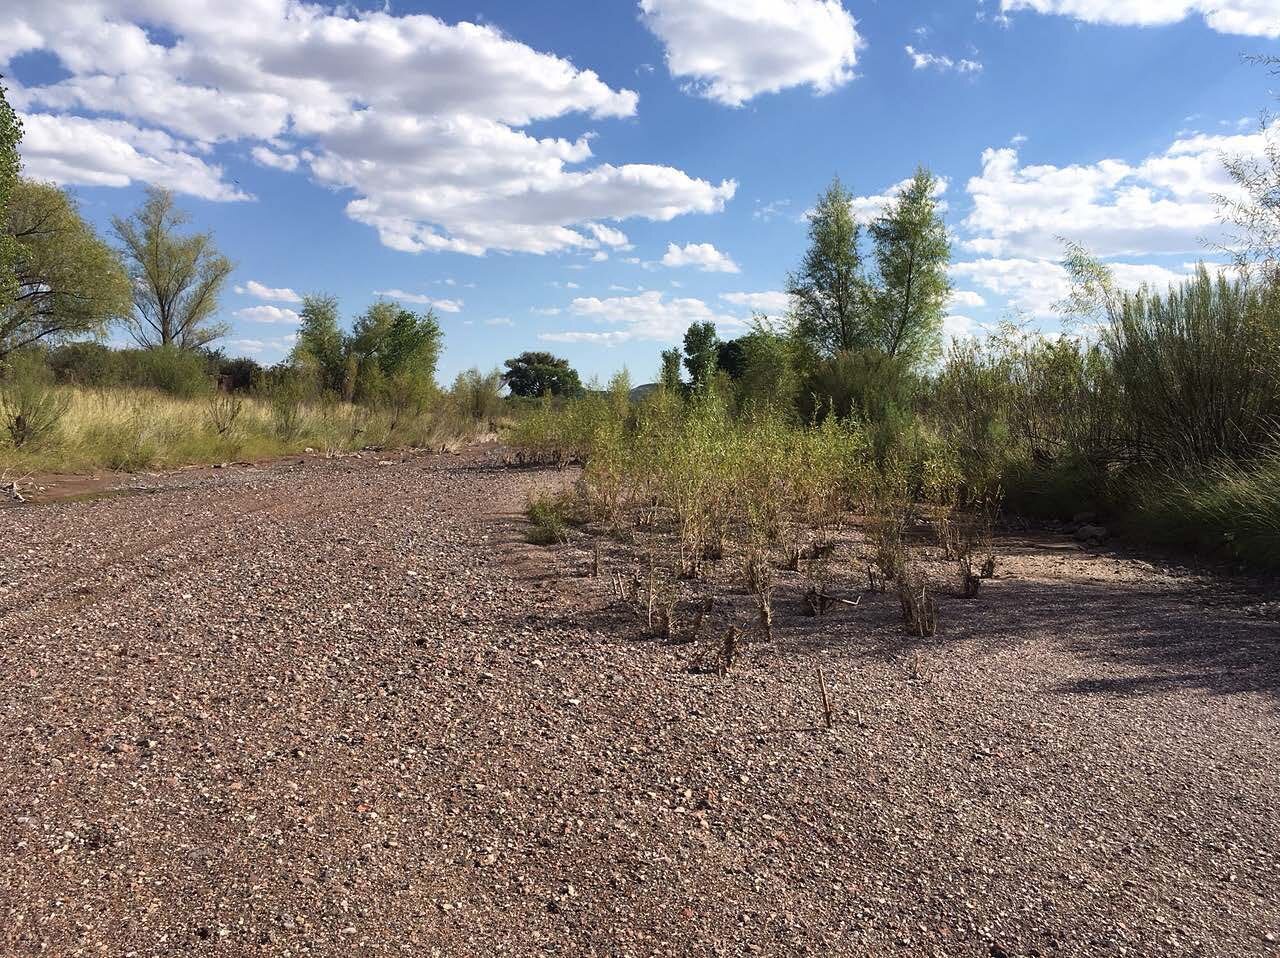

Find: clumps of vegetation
509;381;967;648
525;489;572;545
206;392;243;437
0;354;68;448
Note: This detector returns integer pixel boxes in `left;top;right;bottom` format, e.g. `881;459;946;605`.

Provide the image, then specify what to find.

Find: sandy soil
1;444;1277;956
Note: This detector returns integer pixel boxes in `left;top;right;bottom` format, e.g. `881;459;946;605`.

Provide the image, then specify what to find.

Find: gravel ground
1;445;1277;957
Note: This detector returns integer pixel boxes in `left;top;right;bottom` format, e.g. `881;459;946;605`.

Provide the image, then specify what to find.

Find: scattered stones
0;445;1275;956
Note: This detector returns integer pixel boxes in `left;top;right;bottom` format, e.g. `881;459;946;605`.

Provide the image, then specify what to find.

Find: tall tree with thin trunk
787;176;870;357
113;187;232;349
869;167;951;366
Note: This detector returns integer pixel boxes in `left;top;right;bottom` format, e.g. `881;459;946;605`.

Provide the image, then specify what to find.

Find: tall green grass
1126;450;1280;567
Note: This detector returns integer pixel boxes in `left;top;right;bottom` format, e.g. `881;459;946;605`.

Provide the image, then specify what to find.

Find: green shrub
451;367;504;424
1126;452;1280;568
269;375;309;441
118;346;212;397
1106;266;1280;467
526;491;570;545
46;342;122;387
0;353;69;448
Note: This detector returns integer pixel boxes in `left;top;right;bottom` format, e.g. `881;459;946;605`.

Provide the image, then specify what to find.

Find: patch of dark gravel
1;445;1277;956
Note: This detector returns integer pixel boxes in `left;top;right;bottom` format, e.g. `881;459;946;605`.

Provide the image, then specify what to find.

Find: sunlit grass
0;385;483;474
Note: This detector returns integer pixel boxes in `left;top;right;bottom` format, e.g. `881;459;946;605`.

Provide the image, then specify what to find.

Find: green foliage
1103;264;1280;467
382;306;443;382
659;347;683;393
292;296;442;413
0;80;23;308
525;490;571;545
503;350;582;398
45;341;120;386
217;354;264;392
292;294;346;395
787;176;870;357
868;168;950;366
800;348;916;428
113;187;233;349
39;342;217;396
269;371;311;440
735;318;805;415
682;322;720;389
1126;451;1280;568
0;352;68;447
123;346;213;398
3;179;131;357
451;367;504;423
930;321;1120;501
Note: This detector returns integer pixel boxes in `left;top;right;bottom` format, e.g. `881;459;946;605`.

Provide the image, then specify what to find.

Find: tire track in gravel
4;456;456;632
0;460;420;627
0;484;290;611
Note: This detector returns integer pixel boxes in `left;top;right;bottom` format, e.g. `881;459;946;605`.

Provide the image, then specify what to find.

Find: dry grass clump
0;384;487;474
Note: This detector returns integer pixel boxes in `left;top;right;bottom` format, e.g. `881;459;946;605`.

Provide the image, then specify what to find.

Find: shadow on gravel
981;579;1280;701
631;572;1280;703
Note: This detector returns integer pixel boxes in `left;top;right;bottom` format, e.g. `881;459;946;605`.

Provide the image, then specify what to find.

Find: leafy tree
716;337;748;379
869;167;951;365
0;79;22;308
291;294;345;394
347;301;442;384
2;179;131;357
292;296;443;407
451;367;504;422
682;321;720;389
503;350;583;398
113;186;233;349
382;307;442;379
736;318;804;414
218;354;264;392
787;176;870;356
378;306;443;421
659;347;683;392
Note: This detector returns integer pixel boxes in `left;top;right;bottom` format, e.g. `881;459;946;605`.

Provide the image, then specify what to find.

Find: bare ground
1;445;1277;957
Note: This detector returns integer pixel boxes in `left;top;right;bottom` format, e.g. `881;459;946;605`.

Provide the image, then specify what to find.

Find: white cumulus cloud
961;131;1261;260
1001;0;1280;37
720;290;790;313
14;112;250;202
4;0;736;254
542;290;742;344
661;241;740;273
905;46;983;74
374;290;463;312
237;280;302;303
639;0;863;106
233;305;301;325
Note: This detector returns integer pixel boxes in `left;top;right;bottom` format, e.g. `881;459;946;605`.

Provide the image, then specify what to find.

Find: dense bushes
511;258;1280;571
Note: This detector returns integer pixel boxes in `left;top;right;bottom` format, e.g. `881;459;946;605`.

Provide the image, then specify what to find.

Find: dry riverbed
1;444;1277;956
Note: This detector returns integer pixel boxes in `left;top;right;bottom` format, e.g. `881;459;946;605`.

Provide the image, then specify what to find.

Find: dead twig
817;666;834;729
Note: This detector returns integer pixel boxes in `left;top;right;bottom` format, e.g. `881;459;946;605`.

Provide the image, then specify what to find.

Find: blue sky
5;0;1279;383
